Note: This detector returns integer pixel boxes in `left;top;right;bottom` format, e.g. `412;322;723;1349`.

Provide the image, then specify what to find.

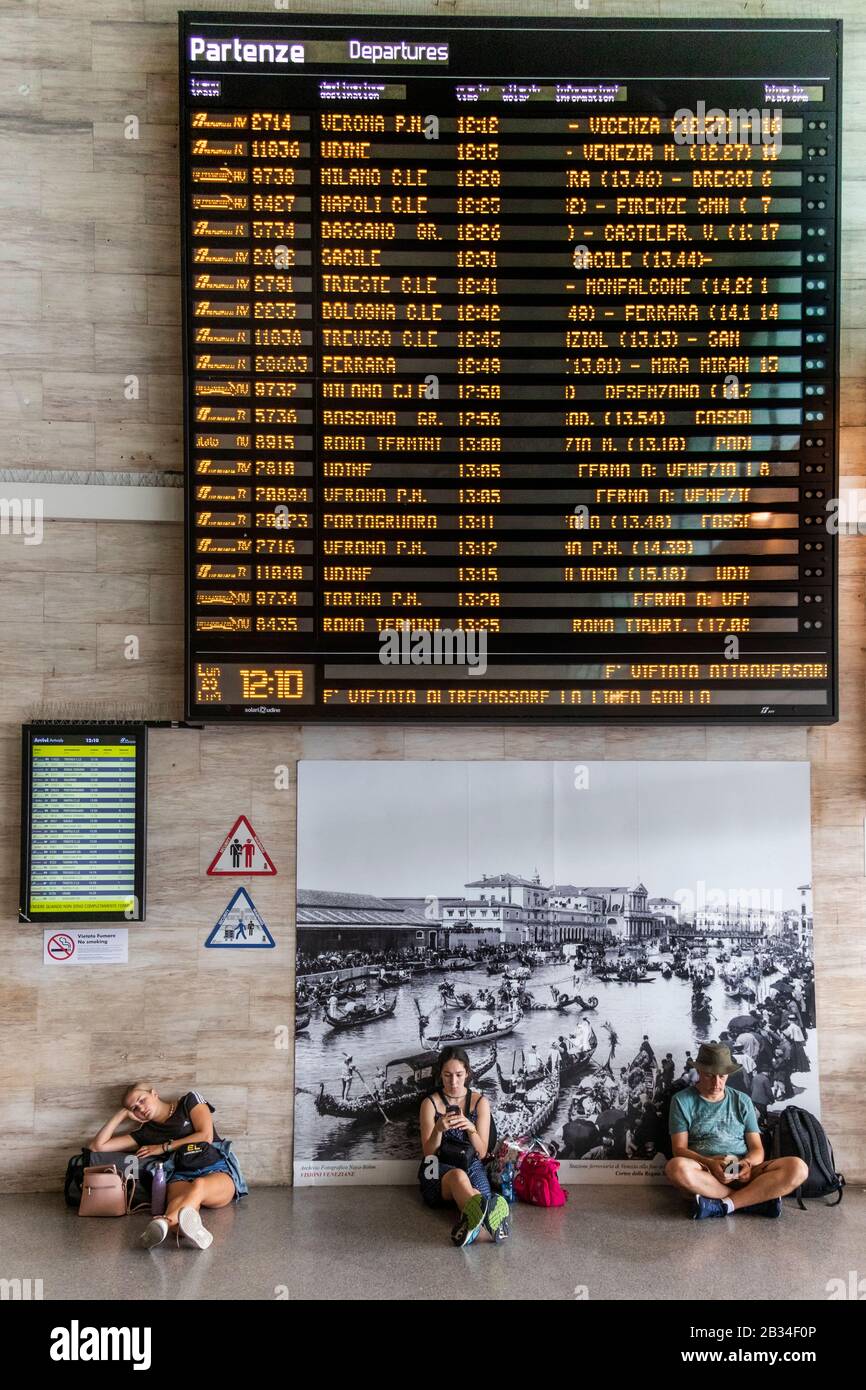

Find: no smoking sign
43;929;127;966
47;933;76;961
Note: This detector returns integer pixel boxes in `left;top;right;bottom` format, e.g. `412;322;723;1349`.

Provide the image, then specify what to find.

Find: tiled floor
2;1185;862;1301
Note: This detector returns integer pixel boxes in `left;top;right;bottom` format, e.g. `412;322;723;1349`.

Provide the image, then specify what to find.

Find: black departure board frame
19;725;148;923
180;12;841;723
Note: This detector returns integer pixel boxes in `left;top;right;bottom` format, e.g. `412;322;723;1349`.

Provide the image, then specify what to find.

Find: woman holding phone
418;1046;510;1246
89;1081;247;1250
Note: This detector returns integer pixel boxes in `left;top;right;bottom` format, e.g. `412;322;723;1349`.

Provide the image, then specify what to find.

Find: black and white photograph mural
293;761;817;1185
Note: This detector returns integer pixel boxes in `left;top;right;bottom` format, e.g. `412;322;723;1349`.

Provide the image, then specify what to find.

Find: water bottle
150;1163;166;1217
500;1161;515;1204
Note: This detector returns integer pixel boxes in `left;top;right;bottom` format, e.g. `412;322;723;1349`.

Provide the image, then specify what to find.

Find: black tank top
429;1088;479;1141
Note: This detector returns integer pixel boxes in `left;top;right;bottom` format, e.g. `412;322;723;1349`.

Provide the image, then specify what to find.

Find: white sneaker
140;1217;169;1249
178;1206;213;1250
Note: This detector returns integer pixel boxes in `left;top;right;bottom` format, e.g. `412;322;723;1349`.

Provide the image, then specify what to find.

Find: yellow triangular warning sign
207;816;277;876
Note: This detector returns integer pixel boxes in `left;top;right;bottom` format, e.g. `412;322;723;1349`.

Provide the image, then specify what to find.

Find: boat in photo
526;948;560;966
516;988;549;1012
496;1044;547;1093
596;967;655;984
295;1005;311;1035
550;986;598;1012
339;978;367;996
549;1021;598;1081
437;981;497;1012
324;995;397;1031
314;1044;498;1120
418;1000;523;1048
305;977;366;1007
377;967;411;986
720;968;757;1002
691;985;713;1021
491;1073;559;1141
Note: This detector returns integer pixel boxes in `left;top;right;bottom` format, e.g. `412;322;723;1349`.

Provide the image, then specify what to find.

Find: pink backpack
513;1151;568;1207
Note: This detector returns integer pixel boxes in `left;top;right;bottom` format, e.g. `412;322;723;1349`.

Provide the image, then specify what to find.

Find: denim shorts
168;1157;235;1188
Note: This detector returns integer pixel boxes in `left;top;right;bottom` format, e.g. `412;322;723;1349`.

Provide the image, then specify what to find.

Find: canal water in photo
294;949;818;1161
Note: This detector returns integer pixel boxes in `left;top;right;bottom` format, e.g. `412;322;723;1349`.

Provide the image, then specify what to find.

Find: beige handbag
78;1164;135;1217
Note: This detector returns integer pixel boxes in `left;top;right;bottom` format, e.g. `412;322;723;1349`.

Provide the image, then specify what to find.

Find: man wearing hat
665;1041;808;1218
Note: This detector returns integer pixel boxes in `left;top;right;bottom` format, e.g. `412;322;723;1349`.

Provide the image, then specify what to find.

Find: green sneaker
483;1194;511;1243
451;1193;488;1247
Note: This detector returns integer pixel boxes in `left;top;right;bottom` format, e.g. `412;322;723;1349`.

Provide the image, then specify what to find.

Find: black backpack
486;1106;499;1163
63;1151;86;1208
764;1106;844;1208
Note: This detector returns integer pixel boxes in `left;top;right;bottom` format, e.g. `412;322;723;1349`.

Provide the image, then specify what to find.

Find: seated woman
89;1081;248;1250
418;1046;510;1247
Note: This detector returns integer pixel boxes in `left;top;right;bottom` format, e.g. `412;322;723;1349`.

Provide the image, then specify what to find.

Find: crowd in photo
554;955;815;1161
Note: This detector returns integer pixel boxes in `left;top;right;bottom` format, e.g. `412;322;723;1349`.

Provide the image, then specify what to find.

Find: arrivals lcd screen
180;13;841;722
19;726;147;922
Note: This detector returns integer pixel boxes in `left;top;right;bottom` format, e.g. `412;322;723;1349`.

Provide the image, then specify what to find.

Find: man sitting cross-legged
665;1041;808;1219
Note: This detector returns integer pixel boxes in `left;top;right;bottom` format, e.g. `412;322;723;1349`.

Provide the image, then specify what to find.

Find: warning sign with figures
207;816;277;877
205;887;275;949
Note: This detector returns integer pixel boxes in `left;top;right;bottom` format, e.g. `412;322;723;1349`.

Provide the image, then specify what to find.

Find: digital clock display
194;662;314;706
181;13;840;721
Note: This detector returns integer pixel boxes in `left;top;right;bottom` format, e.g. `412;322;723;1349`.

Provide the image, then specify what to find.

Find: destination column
317;108;449;684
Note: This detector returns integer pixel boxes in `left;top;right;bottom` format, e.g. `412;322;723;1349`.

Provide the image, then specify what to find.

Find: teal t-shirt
669;1086;759;1158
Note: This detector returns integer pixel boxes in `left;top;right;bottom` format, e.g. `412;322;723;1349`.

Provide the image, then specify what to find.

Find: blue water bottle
151;1163;166;1216
500;1161;515;1204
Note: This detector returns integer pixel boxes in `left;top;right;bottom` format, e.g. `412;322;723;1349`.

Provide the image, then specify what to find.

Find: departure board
180;14;841;722
19;726;147;922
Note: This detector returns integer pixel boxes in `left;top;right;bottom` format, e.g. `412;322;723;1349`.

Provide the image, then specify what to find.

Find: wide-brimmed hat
695;1041;741;1076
